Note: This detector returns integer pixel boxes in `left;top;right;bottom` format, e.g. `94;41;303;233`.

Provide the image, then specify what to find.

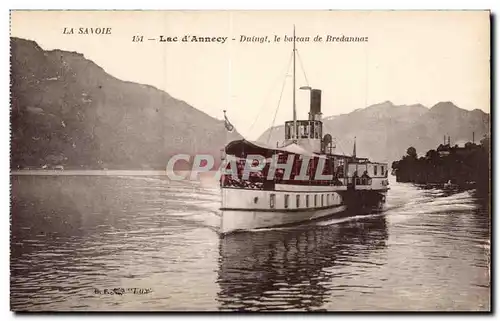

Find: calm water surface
10;175;490;311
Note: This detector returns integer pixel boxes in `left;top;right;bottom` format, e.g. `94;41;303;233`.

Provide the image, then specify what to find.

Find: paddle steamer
220;28;389;233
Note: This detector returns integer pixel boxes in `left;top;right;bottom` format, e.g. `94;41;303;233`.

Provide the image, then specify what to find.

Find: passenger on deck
352;170;358;185
361;170;371;185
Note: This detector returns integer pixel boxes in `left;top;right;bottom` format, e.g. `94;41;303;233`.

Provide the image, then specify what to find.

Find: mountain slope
258;101;489;162
10;37;241;169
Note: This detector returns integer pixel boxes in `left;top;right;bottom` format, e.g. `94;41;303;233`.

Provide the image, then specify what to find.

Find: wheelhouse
284;120;323;140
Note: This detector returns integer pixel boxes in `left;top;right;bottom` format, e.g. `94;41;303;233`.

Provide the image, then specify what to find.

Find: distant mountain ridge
258;100;489;163
10;37;241;169
11;37;490;169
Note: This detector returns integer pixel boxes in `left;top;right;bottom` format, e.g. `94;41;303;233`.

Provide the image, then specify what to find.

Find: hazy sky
11;10;490;139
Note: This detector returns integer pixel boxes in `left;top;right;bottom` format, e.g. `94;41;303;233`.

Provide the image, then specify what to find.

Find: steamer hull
221;206;347;234
220;184;388;234
220;186;348;233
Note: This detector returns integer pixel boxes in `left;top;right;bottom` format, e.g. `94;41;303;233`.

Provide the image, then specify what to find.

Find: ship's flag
223;110;234;132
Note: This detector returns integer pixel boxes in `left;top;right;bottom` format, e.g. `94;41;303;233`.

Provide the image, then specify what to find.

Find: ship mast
292;25;297;142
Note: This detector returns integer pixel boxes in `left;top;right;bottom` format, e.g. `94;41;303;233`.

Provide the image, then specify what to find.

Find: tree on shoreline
391;136;489;195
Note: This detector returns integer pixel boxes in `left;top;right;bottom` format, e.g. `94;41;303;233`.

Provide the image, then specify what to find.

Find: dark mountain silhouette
10;37;241;170
258;101;490;163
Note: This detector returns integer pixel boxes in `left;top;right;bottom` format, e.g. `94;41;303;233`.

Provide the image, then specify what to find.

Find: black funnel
310;89;322;115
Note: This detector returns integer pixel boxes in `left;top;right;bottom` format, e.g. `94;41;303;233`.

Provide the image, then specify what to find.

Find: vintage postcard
10;10;490;312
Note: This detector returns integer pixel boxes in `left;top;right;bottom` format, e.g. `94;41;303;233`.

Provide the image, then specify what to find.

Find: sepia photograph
9;10;491;312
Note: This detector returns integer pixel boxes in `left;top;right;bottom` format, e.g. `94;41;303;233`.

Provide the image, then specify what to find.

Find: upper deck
221;139;388;191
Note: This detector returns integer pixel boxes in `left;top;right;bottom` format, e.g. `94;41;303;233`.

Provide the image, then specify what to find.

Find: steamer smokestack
309;89;322;121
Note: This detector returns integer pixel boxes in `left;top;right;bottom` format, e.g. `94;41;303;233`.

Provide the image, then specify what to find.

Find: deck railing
221;176;349;189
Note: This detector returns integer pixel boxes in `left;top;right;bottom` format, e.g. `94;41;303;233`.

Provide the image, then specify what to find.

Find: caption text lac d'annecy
150;34;368;44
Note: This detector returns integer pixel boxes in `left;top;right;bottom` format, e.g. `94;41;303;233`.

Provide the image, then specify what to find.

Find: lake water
10;174;490;311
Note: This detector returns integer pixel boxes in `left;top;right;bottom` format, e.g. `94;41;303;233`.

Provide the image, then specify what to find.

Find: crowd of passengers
220;158;373;188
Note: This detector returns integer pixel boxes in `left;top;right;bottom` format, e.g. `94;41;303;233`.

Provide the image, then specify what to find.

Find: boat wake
243;211;387;234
